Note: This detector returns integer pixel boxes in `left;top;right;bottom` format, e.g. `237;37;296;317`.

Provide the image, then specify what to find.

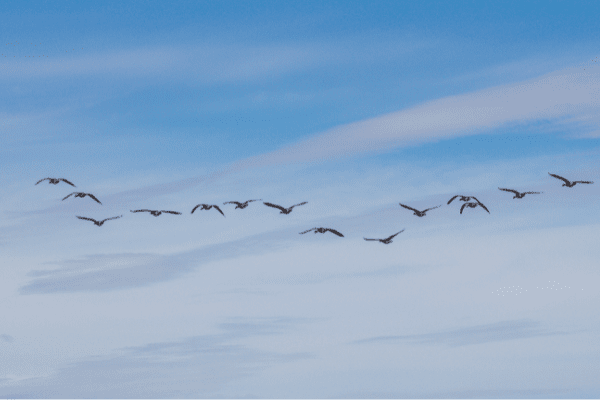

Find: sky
1;0;600;398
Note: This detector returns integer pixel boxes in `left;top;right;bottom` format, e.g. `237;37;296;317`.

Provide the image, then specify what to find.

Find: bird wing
363;238;378;241
35;178;50;185
264;202;286;212
498;188;519;194
62;192;75;200
523;191;542;194
326;228;344;237
290;201;308;209
87;194;102;205
299;228;315;234
549;173;570;184
162;211;182;215
386;229;405;240
131;209;151;213
447;195;460;204
223;201;241;206
191;204;201;214
573;180;594;184
478;202;490;213
248;199;262;202
60;178;76;187
102;215;122;222
213;205;225;217
399;203;419;212
460;203;468;214
423;205;440;212
76;216;97;223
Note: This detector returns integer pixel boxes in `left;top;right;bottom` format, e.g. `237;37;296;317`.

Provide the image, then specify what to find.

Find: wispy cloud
0;334;14;343
354;319;568;346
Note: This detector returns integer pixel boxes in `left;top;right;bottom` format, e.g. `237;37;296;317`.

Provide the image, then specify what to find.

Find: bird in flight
548;173;594;187
399;203;440;217
76;215;122;226
498;188;542;199
364;229;405;244
191;204;225;217
62;192;102;204
263;201;308;214
447;195;480;204
223;199;262;209
130;209;182;217
299;227;344;237
35;178;76;187
460;201;490;214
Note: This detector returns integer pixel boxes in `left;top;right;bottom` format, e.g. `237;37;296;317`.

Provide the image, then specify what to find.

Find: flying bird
299;227;344;237
76;215;122;226
130;209;182;217
364;229;405;244
263;201;308;214
35;177;76;187
223;199;262;209
399;203;440;217
191;204;225;217
62;192;102;204
548;173;594;187
498;188;542;199
447;195;480;204
460;201;490;214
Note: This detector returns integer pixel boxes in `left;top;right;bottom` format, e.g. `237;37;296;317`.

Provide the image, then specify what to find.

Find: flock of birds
36;172;594;244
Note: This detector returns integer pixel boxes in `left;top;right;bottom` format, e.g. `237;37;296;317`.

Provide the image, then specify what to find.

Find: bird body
223;199;262;209
62;192;102;204
498;188;542;199
263;201;307;214
36;177;76;187
364;229;405;244
76;215;122;226
130;209;182;217
399;203;440;217
191;204;225;217
548;173;593;187
300;227;344;237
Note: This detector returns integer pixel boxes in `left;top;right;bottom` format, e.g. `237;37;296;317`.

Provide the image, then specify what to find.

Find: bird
299;227;344;237
447;195;480;204
460;201;490;214
130;209;182;217
62;192;102;204
364;229;405;244
35;177;76;187
191;204;225;217
548;173;594;187
399;203;440;217
263;201;307;214
223;199;262;209
76;215;122;226
498;188;542;199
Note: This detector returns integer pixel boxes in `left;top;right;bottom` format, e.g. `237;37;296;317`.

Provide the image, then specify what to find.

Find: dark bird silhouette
130;209;182;217
35;177;76;187
548;173;594;187
364;229;405;244
223;199;262;209
498;188;542;199
299;227;344;237
447;195;480;204
76;215;122;226
62;192;102;205
191;204;225;217
460;201;490;214
399;203;440;217
263;201;307;214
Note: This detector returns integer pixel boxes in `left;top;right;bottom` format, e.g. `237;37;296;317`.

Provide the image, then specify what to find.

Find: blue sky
2;1;600;398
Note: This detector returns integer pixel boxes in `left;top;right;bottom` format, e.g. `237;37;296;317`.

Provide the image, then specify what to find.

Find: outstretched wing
101;215;122;223
573;180;594;184
191;204;202;214
212;205;225;217
290;201;308;209
35;178;50;185
523;191;542;195
264;202;286;212
460;203;469;214
498;188;519;195
223;201;241;206
363;238;378;241
162;210;182;215
399;203;419;212
385;229;405;241
423;205;441;213
478;202;490;213
299;228;315;234
248;199;262;203
87;193;102;205
131;209;152;213
76;216;97;223
325;228;344;237
62;192;75;200
447;195;460;204
60;178;76;187
549;173;570;184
